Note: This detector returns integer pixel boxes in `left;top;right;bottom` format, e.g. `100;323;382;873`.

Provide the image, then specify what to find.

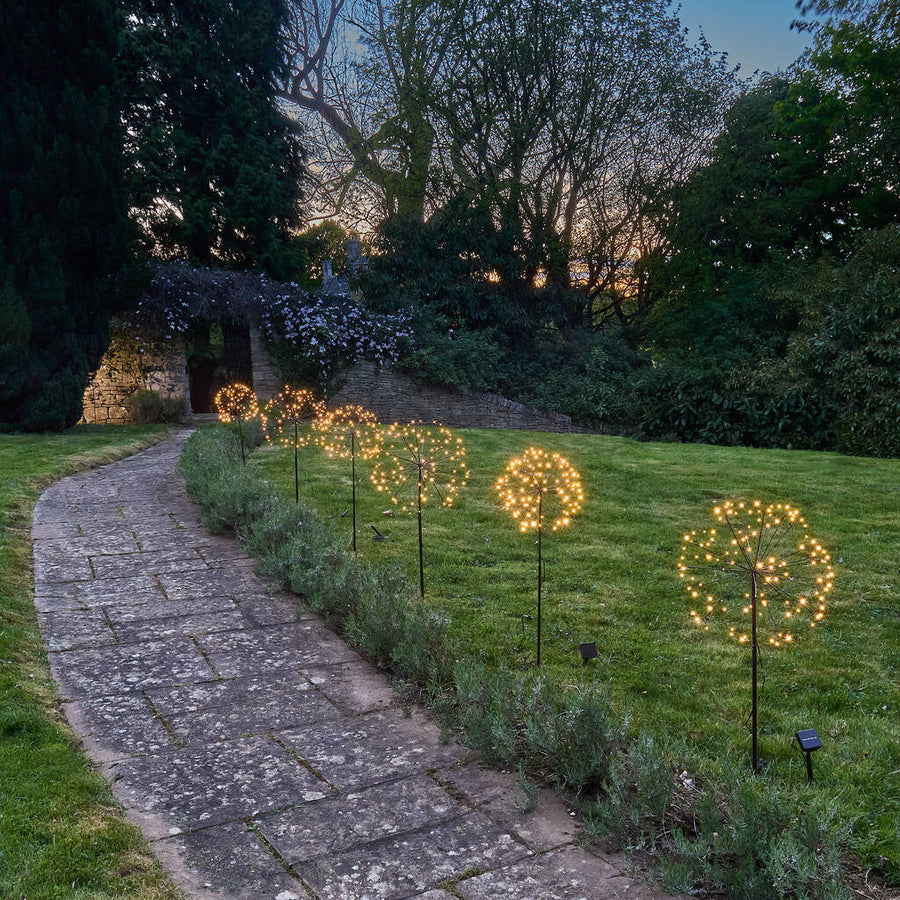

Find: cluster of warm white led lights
370;422;468;510
262;386;321;447
214;382;260;423
495;447;584;533
679;499;834;647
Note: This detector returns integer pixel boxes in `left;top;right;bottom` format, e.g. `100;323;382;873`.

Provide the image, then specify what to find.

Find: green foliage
124;390;187;424
296;222;351;286
632;228;900;456
779;227;900;457
795;0;900;232
123;0;305;277
662;774;852;899
0;0;130;431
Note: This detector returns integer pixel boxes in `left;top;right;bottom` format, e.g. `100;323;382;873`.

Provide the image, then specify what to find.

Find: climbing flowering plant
120;262;414;384
259;292;413;382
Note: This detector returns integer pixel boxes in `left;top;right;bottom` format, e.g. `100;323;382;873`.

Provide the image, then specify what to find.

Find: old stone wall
328;360;591;433
81;328;189;424
249;326;280;401
83;325;587;433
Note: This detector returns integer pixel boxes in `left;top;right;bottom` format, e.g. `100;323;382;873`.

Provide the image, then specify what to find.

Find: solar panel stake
795;729;822;783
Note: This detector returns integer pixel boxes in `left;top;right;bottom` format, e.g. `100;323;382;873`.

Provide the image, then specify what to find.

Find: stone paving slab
276;709;470;791
156;822;306;900
115;609;248;644
234;592;300;627
147;670;314;717
63;692;179;762
34;533;143;556
75;574;167;607
454;846;656;900
164;681;342;743
436;762;578;853
109;735;331;835
90;548;207;579
106;595;239;624
257;774;466;865
33;431;675;900
37;609;118;651
295;814;528;900
305;660;398;715
33;554;94;584
159;569;263;602
50;637;216;699
195;622;363;678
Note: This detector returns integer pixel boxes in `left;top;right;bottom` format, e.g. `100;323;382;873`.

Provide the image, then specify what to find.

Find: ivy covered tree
0;0;130;431
123;0;306;278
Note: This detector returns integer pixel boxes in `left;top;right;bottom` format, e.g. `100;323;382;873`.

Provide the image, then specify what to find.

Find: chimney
347;238;362;272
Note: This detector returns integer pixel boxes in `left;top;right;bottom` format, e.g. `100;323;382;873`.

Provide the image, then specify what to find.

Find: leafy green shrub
125;390;187;424
662;773;851;900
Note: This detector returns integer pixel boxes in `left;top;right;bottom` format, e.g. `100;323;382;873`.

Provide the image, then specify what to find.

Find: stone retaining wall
82;328;189;424
83;328;588;434
328;360;591;433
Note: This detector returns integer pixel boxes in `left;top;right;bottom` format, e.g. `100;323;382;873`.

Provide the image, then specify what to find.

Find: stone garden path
32;432;670;900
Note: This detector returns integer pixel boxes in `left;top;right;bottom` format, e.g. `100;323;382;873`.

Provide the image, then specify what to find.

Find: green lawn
0;426;182;899
251;427;900;882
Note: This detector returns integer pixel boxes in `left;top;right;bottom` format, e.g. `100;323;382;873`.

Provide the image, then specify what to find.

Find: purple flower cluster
260;292;413;379
122;261;413;380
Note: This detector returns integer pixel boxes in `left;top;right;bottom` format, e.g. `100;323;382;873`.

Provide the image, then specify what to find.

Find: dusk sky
677;0;814;75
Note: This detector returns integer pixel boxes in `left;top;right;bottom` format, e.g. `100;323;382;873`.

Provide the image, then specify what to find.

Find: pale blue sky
677;0;813;75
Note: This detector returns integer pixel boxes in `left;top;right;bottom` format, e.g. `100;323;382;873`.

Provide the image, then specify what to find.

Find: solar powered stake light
371;422;468;598
214;383;260;465
496;448;584;667
312;404;379;551
579;641;598;664
678;500;835;772
796;729;823;783
262;387;321;502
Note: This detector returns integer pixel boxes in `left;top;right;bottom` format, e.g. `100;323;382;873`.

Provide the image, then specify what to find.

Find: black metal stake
238;415;246;465
351;431;357;552
293;421;299;503
805;750;814;783
751;569;759;772
417;470;425;598
536;492;543;668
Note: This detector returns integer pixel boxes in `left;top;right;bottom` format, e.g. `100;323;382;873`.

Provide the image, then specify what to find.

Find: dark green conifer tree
124;0;305;278
0;0;130;430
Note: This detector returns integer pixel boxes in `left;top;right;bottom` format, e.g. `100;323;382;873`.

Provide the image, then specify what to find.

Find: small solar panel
579;641;598;659
796;729;822;751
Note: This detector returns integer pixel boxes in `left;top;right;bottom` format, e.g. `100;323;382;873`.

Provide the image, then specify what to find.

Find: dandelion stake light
262;387;321;502
214;383;260;465
678;500;835;771
313;404;380;550
496;448;584;666
371;423;468;597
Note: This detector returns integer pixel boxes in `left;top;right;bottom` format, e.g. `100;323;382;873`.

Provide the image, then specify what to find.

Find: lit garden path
33;432;672;900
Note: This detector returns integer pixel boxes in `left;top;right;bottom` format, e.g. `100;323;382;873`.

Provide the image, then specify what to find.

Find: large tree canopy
281;0;736;324
0;0;130;430
124;0;306;278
